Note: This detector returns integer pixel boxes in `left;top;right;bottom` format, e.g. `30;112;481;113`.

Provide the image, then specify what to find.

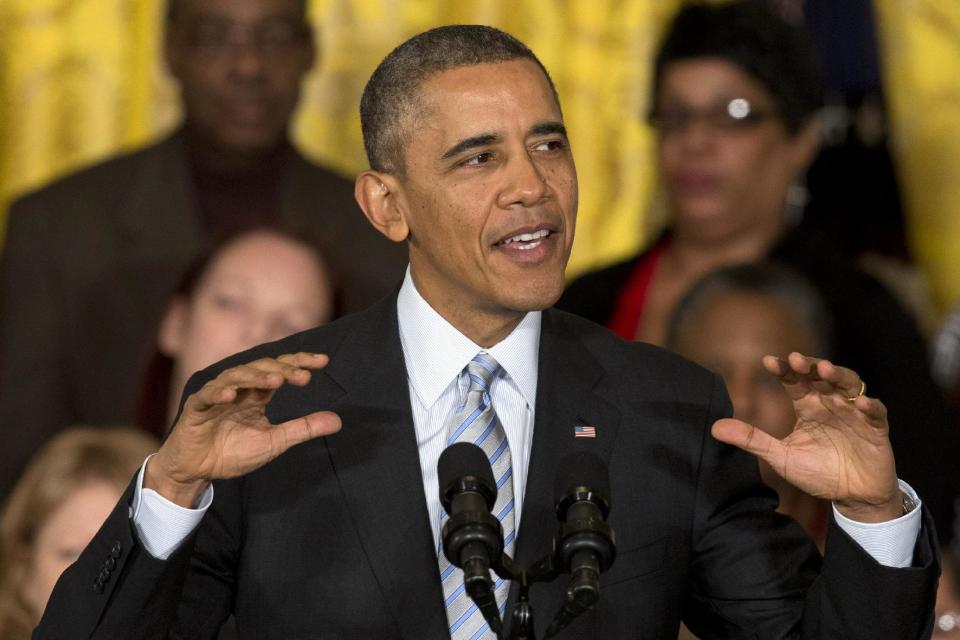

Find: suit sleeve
682;374;939;639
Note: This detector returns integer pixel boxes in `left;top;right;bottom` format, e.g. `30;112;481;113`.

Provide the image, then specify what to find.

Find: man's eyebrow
529;122;568;139
441;133;500;160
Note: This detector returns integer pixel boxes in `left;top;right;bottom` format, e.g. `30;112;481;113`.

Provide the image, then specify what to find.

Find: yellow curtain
0;0;682;276
874;0;960;315
0;0;178;230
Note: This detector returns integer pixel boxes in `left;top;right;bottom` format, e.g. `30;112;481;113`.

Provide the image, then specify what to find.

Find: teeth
504;229;550;244
515;240;542;251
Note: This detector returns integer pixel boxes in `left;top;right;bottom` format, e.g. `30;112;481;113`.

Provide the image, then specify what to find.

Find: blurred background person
932;302;960;405
558;0;960;546
137;226;335;434
937;550;960;638
0;427;158;640
0;0;405;498
667;262;831;548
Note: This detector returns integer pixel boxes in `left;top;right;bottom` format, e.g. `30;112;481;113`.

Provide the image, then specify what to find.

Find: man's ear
158;298;188;357
355;171;410;243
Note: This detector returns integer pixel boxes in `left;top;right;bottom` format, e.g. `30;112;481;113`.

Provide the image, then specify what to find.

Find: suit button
105;556;116;570
111;541;122;559
93;579;103;594
99;568;111;584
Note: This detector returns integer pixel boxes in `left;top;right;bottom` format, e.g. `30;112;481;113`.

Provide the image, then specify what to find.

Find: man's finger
189;369;285;413
271;410;342;455
245;359;314;386
813;359;864;399
277;352;330;369
827;393;888;429
712;418;785;470
246;353;331;388
763;355;816;399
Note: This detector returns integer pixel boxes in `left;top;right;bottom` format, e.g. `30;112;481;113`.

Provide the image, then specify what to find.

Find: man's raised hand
145;352;341;507
711;352;903;523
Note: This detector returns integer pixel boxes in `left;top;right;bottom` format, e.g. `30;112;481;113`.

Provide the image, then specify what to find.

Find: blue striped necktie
439;353;515;639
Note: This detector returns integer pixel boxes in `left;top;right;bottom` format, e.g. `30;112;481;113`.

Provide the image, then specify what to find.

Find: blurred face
673;292;818;488
654;59;816;245
19;481;121;619
161;231;333;405
390;60;578;345
165;0;315;154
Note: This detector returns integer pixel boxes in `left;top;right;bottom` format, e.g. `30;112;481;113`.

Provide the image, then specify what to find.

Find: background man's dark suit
0;131;406;496
36;295;938;639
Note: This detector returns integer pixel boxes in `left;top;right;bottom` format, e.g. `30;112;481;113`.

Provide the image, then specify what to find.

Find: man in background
0;0;405;497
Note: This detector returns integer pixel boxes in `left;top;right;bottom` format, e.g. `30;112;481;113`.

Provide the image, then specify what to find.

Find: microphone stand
492;550;562;640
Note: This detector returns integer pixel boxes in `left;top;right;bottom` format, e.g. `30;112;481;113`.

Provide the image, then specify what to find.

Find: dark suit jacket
36;297;938;639
0;131;406;496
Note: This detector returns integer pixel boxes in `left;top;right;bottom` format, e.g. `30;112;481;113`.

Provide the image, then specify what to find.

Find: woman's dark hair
652;0;824;134
135;224;338;436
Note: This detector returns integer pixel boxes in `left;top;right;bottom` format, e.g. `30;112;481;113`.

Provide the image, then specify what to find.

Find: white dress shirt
132;268;922;568
396;268;539;548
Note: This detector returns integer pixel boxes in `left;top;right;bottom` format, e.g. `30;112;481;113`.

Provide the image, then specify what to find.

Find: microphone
544;451;616;638
438;442;505;635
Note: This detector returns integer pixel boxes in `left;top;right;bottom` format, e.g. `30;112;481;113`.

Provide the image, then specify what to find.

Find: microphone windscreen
554;451;610;507
438;442;496;494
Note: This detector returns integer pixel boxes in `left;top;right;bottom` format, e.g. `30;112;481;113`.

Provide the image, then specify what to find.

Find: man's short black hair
652;1;824;134
360;24;559;174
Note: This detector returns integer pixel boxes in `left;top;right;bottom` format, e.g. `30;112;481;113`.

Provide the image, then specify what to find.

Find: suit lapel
321;298;448;640
514;310;621;570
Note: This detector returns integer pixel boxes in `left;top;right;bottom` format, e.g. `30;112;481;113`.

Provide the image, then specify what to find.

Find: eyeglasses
938;611;960;636
175;17;310;57
648;98;777;135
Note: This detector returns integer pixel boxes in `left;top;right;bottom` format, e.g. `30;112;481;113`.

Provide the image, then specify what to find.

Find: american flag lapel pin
574;424;597;439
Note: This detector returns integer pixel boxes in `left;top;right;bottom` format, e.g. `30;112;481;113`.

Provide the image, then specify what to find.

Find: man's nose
497;151;548;208
228;42;268;81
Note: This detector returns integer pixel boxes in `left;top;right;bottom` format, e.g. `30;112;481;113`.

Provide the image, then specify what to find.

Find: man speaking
36;25;937;639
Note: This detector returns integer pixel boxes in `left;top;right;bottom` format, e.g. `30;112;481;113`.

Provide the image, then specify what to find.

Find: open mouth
495;228;553;251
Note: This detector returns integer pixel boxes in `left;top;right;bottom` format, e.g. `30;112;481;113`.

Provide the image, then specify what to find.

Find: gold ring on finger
845;380;866;403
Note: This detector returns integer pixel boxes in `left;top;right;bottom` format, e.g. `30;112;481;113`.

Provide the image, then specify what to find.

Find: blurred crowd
0;1;958;638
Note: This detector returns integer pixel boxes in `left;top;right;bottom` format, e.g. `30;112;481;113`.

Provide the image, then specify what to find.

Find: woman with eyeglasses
558;0;959;549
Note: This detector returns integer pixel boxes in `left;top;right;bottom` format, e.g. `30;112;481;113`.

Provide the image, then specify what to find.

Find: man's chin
210;123;289;156
503;282;565;313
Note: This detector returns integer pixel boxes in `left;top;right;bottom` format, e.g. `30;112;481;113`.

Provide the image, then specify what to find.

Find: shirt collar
397;268;541;410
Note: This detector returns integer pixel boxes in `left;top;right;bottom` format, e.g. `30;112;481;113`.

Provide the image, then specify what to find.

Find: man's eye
534;139;565;152
463;152;494;166
257;20;304;47
190;23;230;47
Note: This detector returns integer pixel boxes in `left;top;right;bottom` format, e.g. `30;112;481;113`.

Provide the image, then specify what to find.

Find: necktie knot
466;353;500;393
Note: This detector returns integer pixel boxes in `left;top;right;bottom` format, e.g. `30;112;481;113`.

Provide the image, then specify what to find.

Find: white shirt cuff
832;479;921;568
130;454;214;560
